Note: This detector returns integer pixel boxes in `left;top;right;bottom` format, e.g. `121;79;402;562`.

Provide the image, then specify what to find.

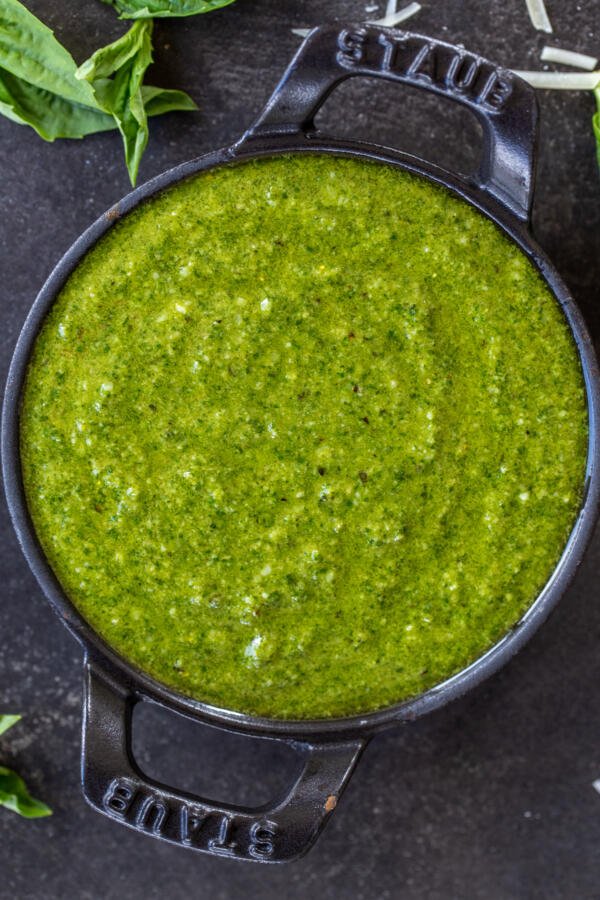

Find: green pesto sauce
20;155;588;719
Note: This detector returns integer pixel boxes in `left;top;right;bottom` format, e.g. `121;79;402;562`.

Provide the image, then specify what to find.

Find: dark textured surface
1;1;599;897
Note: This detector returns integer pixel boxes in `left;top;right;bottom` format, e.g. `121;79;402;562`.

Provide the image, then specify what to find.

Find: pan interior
19;154;588;719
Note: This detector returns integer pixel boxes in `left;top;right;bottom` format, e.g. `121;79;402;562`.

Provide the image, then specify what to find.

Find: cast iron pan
3;25;600;863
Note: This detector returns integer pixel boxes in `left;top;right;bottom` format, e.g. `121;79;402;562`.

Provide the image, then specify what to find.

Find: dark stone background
1;1;599;897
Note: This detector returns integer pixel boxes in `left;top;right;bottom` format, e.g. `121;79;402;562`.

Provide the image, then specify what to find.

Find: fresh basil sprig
100;0;234;19
76;19;196;185
0;715;52;819
0;0;198;182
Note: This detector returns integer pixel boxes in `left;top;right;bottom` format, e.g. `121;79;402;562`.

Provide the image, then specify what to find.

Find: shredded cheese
292;0;421;38
540;46;598;71
513;69;600;89
373;2;422;27
525;0;553;33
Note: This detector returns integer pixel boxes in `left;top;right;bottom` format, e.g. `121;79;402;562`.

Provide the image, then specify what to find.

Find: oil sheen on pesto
20;155;588;719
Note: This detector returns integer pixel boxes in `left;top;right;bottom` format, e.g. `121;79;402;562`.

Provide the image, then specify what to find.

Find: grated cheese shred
540;46;598;71
513;69;600;89
292;0;422;39
373;2;422;28
525;0;553;33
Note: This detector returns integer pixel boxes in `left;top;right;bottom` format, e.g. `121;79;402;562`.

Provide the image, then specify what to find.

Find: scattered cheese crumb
244;634;263;662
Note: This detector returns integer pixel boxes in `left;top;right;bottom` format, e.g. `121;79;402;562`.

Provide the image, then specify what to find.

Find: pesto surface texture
20;155;588;719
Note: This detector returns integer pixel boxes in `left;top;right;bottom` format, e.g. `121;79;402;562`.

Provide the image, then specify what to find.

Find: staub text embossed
103;779;277;860
337;28;513;111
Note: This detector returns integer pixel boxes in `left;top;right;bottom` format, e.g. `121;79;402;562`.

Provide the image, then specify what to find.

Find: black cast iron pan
3;25;600;863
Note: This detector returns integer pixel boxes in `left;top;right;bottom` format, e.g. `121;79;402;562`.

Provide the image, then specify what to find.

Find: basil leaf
0;0;98;107
76;26;197;181
77;20;154;185
100;0;235;20
0;715;21;737
0;0;117;140
141;85;197;116
0;69;116;139
0;2;198;185
0;766;52;818
77;18;149;81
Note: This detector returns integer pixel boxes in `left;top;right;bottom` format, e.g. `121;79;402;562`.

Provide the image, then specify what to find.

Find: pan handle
240;24;538;221
81;660;365;863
